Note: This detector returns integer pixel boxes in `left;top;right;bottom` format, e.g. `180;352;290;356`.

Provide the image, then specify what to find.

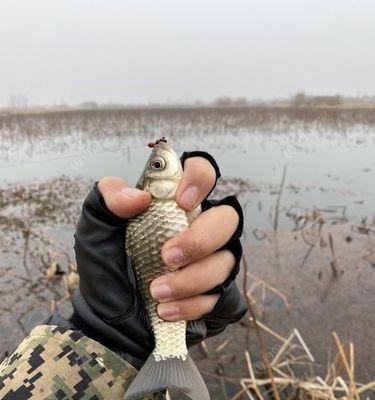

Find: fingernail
121;187;145;198
163;247;184;266
158;304;179;318
179;186;199;209
151;283;172;300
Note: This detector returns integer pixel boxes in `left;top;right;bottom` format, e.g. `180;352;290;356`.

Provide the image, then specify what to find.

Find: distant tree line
293;92;343;107
5;92;375;112
78;97;252;109
213;96;249;107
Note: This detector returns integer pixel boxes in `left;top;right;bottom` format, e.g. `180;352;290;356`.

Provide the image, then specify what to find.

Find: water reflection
1;126;374;230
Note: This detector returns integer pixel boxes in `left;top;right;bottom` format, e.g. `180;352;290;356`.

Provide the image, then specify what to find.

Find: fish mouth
153;141;172;152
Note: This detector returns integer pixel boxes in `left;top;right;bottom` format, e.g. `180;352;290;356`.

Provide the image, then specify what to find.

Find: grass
232;327;375;399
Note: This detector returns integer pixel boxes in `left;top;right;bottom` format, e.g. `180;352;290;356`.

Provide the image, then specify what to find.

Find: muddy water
0;108;374;398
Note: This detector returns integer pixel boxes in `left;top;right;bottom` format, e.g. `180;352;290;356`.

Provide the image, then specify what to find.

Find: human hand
73;151;246;367
150;156;239;321
98;155;242;322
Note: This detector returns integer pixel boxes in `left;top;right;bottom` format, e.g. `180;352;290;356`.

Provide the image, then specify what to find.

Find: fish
124;139;210;400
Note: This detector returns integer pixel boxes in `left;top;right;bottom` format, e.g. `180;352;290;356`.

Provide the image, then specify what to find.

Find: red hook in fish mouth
147;137;167;148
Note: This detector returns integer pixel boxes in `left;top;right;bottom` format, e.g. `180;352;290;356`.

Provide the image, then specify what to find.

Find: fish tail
124;353;210;400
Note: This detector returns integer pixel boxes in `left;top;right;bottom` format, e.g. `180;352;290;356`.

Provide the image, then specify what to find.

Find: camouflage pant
0;325;164;400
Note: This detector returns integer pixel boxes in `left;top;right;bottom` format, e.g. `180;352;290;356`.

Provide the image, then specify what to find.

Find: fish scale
126;198;190;361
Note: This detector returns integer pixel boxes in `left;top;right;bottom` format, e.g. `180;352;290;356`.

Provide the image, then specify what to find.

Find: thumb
98;177;151;218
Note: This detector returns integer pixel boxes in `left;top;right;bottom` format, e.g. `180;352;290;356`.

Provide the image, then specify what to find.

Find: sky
0;0;374;106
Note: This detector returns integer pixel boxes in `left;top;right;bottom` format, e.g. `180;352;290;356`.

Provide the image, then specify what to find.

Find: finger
157;294;220;321
98;177;151;218
161;204;239;268
175;156;216;211
150;250;234;302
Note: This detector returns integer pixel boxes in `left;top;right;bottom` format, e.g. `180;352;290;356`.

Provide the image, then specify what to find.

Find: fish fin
134;289;152;330
187;319;207;339
124;353;210;400
126;254;152;331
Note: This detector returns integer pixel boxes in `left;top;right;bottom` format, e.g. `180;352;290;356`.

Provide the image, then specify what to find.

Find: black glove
70;152;247;369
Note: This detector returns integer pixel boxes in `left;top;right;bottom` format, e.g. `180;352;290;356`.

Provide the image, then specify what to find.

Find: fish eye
150;157;166;170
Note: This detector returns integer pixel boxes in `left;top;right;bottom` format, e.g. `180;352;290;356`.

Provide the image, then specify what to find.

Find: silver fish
124;141;209;400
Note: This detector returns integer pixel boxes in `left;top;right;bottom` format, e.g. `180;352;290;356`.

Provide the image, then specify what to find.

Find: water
1;108;375;397
1;123;374;229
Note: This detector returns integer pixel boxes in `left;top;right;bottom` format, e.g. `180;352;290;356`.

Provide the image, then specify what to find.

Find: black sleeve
73;183;154;366
204;281;247;338
74;182;135;321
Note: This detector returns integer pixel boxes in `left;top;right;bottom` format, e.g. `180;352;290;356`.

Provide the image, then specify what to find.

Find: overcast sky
0;0;374;106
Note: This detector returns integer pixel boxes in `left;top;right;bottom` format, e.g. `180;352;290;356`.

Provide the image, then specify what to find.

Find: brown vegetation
2;106;375;147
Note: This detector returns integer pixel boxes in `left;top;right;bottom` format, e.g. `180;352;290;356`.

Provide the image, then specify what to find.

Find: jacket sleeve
0;325;161;400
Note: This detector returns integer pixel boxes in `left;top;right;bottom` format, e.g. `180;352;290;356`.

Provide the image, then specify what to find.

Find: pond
0;107;374;398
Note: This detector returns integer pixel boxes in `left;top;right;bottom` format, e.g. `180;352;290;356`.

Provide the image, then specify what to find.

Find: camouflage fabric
0;325;165;400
